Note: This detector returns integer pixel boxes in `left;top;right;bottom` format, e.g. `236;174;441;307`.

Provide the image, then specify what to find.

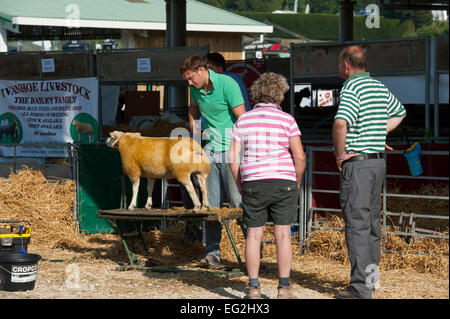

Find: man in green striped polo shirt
332;45;406;299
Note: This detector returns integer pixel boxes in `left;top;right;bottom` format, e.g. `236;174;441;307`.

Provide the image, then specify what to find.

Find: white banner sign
0;78;98;157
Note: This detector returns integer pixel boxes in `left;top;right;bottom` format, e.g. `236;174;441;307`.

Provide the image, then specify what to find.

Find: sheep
106;131;210;211
72;120;94;143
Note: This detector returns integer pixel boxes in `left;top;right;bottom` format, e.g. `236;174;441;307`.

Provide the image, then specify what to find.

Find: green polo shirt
190;69;244;152
335;72;406;153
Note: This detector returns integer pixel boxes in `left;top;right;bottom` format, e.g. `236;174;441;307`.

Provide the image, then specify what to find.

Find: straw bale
0;168;77;247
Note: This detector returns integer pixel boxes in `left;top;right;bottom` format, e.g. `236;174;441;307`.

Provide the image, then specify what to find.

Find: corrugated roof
0;0;272;33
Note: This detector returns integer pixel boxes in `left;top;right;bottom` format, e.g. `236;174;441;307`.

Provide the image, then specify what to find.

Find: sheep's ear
110;131;123;139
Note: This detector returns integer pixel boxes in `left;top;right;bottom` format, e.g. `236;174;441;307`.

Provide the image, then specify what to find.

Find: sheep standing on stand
106;131;210;211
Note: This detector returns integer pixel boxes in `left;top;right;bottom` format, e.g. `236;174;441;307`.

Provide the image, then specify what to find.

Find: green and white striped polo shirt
335;72;406;154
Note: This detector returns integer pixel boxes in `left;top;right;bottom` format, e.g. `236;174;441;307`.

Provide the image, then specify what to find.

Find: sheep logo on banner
0;112;22;143
70;113;97;143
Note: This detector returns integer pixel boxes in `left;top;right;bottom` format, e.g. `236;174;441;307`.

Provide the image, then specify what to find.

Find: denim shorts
241;179;299;227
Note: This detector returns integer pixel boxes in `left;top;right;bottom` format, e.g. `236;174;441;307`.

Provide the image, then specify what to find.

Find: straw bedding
0;168;448;282
305;215;449;278
0;169;76;247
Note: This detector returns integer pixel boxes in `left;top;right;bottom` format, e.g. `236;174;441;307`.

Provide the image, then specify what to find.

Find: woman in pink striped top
229;72;306;299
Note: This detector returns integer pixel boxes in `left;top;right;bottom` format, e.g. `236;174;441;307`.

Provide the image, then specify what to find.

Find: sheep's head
106;131;142;149
105;130;123;149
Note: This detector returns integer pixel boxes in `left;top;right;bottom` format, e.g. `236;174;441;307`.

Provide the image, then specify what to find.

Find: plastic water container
291;225;299;236
0;253;41;291
403;142;423;176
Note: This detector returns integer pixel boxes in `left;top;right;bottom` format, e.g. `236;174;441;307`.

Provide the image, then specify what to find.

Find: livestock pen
1;40;448;299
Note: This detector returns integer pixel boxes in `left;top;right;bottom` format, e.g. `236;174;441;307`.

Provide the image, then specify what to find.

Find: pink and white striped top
230;103;301;182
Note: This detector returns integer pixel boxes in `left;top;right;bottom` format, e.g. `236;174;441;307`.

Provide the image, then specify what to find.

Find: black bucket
0;253;41;291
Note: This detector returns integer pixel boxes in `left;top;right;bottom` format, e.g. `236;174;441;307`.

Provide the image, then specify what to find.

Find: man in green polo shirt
180;56;245;265
332;45;406;299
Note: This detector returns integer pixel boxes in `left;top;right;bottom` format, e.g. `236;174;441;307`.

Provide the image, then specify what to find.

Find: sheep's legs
179;176;202;211
194;172;209;209
145;178;155;209
128;176;140;210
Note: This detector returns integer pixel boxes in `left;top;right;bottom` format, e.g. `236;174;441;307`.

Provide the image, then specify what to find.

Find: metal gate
301;145;449;252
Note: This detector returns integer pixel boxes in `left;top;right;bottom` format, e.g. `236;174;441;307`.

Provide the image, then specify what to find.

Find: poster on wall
294;84;312;107
0;77;98;157
317;90;334;107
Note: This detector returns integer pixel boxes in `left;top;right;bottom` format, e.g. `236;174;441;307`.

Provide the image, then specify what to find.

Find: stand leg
116;220;139;265
133;221;148;253
222;219;245;273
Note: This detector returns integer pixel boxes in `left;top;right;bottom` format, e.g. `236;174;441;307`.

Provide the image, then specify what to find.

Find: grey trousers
180;151;243;259
203;150;242;259
339;158;385;299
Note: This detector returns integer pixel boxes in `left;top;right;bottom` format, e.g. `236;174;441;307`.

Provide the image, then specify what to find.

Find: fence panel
302;145;449;251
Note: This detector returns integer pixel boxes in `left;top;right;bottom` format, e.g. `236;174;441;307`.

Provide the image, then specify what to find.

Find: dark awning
7;25;121;41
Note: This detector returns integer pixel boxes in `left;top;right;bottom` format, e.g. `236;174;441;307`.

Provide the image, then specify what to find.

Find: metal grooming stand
97;208;245;275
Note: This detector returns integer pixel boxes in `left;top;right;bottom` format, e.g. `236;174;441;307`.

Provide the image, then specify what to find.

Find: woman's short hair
249;72;289;105
179;56;208;75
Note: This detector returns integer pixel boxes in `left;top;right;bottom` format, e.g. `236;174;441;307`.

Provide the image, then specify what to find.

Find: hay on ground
305;215;449;279
0;168;77;248
1;168;447;280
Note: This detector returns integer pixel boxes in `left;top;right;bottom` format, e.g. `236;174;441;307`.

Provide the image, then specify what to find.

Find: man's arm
386;89;406;134
332;119;347;159
231;104;246;119
387;115;406;134
332;119;357;171
384;114;406;152
188;102;201;136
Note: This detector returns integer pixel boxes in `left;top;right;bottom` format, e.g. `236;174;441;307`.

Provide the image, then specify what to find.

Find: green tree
234;0;283;11
281;0;307;12
353;0;375;11
411;10;433;29
308;0;339;14
383;9;433;29
416;21;449;37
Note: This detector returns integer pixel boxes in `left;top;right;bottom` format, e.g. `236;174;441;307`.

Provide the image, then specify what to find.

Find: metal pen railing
303;146;449;251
